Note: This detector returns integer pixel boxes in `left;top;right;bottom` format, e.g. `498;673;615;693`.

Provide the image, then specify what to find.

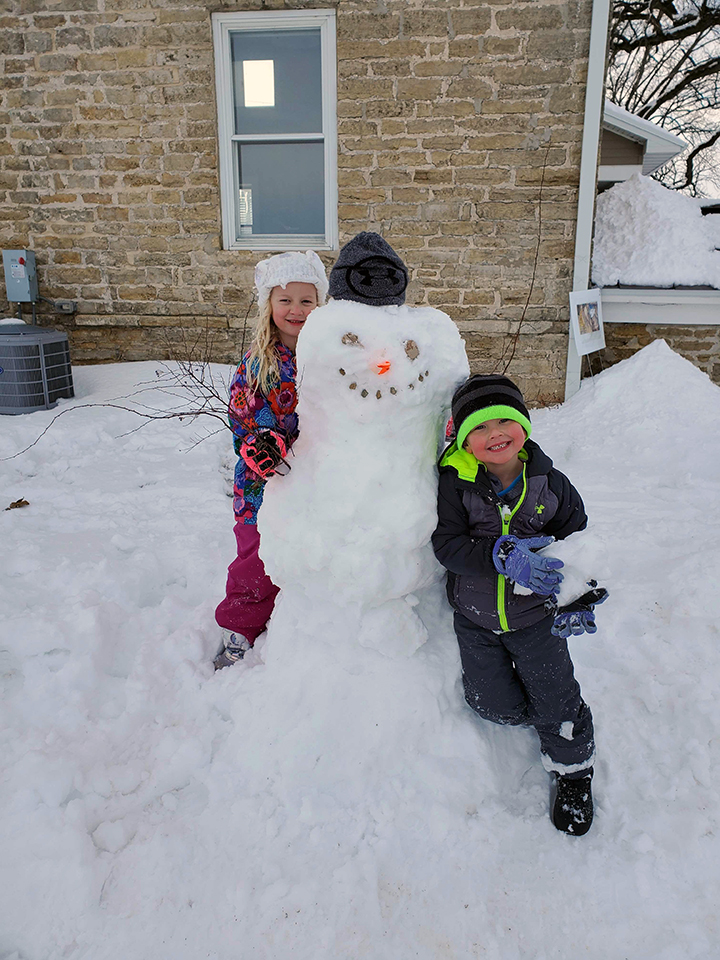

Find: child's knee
462;677;529;726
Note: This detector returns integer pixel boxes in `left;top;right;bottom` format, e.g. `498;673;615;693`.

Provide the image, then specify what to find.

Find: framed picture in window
569;289;605;356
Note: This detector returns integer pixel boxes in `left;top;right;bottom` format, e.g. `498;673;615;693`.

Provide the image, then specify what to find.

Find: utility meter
2;250;39;303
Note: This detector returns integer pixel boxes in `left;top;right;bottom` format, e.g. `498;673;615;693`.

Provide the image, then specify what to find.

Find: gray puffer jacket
432;438;587;633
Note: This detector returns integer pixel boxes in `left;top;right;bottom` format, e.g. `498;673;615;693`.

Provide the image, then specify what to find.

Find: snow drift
592;173;720;289
2;341;720;960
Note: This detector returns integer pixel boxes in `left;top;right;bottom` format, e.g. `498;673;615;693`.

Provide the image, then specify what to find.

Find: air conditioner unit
0;322;74;415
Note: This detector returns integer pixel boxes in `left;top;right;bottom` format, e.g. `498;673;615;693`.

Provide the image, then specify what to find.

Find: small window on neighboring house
212;9;338;251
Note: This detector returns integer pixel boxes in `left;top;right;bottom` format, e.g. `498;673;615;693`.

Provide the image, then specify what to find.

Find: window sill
226;236;336;253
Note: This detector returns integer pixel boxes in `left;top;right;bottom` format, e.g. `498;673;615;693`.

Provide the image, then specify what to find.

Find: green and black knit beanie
452;374;532;449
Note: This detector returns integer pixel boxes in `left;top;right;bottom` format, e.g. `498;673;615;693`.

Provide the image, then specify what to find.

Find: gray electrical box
2;249;38;303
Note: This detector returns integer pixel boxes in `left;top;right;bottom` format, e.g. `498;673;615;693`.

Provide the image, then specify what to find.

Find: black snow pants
454;611;595;776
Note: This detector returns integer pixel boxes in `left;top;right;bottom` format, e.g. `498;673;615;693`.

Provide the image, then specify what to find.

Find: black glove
552;585;609;639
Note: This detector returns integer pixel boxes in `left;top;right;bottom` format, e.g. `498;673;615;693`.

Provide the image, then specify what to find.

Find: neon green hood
440;441;529;483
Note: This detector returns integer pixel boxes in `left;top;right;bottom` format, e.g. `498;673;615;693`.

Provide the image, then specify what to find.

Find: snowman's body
259;299;469;660
219;300;492;884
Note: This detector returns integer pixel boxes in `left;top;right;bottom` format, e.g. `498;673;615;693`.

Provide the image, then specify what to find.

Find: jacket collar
438;438;552;485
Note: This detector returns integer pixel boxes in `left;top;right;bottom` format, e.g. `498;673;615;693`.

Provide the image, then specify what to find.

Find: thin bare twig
495;143;551;376
2;298;266;464
0;400;231;461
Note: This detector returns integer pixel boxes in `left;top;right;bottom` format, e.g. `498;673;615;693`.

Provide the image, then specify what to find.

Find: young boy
432;374;600;836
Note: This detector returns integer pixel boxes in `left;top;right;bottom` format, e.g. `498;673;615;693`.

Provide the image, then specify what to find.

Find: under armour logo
345;256;408;300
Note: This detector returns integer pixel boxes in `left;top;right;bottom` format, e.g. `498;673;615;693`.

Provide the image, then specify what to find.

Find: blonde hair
246;298;283;395
246;280;321;394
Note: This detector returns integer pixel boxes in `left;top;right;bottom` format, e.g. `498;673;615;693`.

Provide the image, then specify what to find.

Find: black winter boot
551;770;594;836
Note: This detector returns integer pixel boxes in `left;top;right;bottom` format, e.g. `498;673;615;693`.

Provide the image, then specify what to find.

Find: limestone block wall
0;0;594;404
600;324;720;385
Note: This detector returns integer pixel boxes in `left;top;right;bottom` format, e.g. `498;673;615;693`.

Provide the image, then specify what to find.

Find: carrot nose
375;359;392;375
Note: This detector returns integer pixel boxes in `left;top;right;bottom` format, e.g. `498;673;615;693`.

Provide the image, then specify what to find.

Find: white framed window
212;9;338;251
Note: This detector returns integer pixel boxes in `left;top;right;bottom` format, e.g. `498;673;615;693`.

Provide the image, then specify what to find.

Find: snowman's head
295;299;469;423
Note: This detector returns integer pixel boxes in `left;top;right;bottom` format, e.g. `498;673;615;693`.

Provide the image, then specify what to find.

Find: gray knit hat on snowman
329;232;408;306
254;250;329;314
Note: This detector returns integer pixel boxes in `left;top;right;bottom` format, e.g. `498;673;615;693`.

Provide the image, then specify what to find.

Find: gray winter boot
213;629;252;671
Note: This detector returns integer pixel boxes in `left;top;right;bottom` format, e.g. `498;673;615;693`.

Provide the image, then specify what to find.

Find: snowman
203;239;485;934
258;232;469;663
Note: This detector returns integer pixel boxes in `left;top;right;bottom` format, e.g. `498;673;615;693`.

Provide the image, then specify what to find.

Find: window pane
231;29;322;135
236;141;325;237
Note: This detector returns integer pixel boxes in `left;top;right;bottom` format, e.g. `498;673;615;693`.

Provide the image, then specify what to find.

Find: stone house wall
0;0;595;404
600;324;720;385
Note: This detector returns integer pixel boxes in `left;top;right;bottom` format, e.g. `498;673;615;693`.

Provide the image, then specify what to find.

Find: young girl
214;250;328;670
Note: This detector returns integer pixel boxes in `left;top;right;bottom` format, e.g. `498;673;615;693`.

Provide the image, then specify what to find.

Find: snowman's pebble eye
339;368;346;375
342;333;362;346
404;340;419;360
390;387;397;395
349;382;357;390
361;389;368;397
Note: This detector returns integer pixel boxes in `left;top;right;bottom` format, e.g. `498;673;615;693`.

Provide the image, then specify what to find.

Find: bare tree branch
607;0;720;192
1;303;258;462
0;398;232;462
612;0;720;53
676;125;720;188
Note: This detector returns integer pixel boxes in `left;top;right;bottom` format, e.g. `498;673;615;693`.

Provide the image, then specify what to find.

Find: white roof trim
601;287;720;305
598;163;643;181
603;100;687;174
600;287;720;325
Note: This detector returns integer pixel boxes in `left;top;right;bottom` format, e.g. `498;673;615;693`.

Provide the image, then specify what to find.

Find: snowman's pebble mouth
338;368;430;398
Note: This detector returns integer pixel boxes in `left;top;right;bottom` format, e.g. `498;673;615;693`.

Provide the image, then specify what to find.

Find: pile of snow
513;529;611;606
702;202;720;250
2;341;720;959
592;173;720;288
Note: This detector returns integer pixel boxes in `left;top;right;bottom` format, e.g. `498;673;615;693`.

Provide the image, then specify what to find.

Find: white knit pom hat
254;250;329;313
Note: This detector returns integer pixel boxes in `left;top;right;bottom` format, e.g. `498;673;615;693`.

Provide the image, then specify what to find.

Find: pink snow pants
214;522;279;644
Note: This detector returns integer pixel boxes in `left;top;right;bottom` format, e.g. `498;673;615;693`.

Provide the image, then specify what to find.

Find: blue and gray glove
552;585;609;638
492;534;564;597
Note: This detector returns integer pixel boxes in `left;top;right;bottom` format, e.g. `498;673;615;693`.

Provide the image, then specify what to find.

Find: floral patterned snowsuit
228;344;299;524
215;343;299;642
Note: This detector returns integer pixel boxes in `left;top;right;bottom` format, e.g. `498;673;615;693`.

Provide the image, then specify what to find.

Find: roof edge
603;101;687;172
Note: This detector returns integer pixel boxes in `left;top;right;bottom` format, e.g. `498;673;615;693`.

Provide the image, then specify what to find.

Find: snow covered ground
2;340;720;960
